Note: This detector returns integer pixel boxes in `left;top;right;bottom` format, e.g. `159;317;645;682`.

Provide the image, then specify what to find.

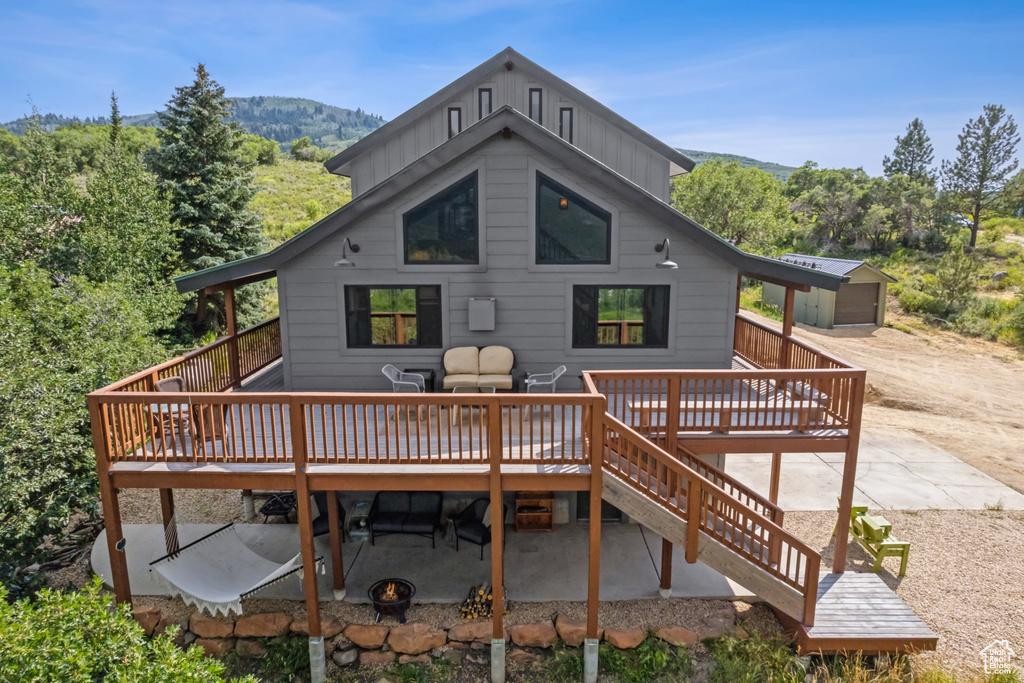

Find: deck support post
659;538;672;597
289;396;323;680
241;489;255;520
769;453;782;505
89;396;132;605
833;372;866;573
781;287;795;368
586;395;605;644
224;287;241;389
326;490;345;599
158;488;179;555
487;399;505;683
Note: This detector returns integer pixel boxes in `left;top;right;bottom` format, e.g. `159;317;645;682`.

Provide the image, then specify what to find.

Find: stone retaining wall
132;605;746;671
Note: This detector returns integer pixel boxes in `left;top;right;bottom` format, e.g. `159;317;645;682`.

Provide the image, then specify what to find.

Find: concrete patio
725;428;1024;510
92;522;754;604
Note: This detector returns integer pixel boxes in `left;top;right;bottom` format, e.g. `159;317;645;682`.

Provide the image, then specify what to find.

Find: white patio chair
525;365;567;393
381;364;426;422
381;364;426;392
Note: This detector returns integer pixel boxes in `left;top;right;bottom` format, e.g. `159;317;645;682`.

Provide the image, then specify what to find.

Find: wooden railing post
685;477;701;564
803;555;819;627
224;287;241;389
833;371;866;573
289;397;322;639
88;395;132;606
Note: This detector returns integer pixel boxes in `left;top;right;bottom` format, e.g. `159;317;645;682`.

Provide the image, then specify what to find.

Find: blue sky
2;1;1022;175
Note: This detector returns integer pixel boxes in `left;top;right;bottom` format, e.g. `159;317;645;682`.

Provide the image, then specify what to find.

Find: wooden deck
776;572;938;654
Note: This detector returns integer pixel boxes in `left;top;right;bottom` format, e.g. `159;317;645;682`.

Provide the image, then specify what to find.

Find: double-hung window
572;286;670;348
345;285;442;348
403;172;479;264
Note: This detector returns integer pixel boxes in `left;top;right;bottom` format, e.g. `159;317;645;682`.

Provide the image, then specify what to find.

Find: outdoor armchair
381;364;426;392
525;365;567;393
451;498;507;560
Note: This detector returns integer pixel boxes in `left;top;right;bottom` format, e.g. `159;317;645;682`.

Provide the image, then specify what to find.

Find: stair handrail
602;413;819;626
673;445;784;527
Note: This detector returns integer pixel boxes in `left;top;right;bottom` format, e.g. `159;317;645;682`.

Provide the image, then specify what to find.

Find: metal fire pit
368;578;416;623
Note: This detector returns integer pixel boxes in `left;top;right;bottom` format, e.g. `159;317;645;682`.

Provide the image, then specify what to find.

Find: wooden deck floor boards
778;572;937;654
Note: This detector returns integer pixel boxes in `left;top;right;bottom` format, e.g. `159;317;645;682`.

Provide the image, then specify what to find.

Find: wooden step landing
775;572;937;655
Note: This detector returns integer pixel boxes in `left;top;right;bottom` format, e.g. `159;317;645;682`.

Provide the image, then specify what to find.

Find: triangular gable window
403;172;479;264
536;173;611;264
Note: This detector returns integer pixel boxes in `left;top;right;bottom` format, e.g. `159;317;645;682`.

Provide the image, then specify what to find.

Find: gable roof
324;47;696;178
175;107;843;294
779;254;897;283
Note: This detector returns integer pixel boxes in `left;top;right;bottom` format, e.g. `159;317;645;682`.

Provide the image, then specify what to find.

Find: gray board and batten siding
329;48;692;202
280;134;735;392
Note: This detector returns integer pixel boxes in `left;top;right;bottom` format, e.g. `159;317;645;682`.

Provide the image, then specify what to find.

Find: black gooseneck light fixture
655;238;678;269
334;238;360;267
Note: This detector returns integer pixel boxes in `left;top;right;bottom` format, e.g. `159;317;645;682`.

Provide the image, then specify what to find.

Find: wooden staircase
600;414;821;625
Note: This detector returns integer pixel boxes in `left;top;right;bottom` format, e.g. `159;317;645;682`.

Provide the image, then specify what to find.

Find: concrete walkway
725;428;1024;510
92;522;753;603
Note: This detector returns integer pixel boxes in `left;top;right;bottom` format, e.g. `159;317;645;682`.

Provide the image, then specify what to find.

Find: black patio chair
451;498;507;560
259;492;297;523
258;491;345;538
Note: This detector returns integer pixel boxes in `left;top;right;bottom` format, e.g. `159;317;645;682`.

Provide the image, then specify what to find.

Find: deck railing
90;390;602;468
588;368;864;437
601;413;819;624
104;317;282;394
734;314;852;371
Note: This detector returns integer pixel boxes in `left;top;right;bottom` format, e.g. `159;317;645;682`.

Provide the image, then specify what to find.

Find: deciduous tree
671;158;790;252
941;104;1019;247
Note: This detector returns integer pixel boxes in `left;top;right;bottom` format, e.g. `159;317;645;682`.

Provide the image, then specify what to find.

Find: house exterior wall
279;136;737;392
348;68;672;202
762;265;888;329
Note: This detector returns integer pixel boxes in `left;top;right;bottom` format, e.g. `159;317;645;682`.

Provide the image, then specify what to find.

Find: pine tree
148;63;267;336
882;118;934;184
941;104;1020;247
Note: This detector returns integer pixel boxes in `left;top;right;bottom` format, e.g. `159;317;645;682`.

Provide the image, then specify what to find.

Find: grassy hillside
3;96;385;150
678;148;797;181
252;158;351;245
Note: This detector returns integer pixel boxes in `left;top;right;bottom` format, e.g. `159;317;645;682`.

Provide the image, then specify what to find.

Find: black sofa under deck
368;492;443;547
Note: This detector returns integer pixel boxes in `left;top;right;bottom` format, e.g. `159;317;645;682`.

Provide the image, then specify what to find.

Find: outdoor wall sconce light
559;197;569;210
334;238;360;267
655;238;678;269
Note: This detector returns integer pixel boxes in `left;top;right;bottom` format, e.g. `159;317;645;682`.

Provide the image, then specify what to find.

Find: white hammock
150;524;319;617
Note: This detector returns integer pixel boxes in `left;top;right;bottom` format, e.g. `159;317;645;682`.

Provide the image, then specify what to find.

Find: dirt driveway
748;306;1024;493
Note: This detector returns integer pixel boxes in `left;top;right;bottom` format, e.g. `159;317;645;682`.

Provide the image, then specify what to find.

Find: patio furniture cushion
443;373;479;389
376;491;410;513
477;373;513;390
479;346;514;375
444;346;479;375
371;512;407;533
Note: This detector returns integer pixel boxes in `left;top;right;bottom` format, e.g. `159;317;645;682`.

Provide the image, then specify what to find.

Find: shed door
834;283;879;325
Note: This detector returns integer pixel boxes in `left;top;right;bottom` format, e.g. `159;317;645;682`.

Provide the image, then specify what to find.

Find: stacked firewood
458;584;510;620
37;518;105;571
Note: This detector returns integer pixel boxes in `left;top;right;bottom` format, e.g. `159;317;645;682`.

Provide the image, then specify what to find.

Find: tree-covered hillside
2;96;385;150
678;148;798;181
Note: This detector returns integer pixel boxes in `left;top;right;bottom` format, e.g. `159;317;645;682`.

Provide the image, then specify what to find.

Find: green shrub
706;633;804;683
0;578;254;683
597;636;691;682
545;639;584;682
258;634;309;680
898;288;948;317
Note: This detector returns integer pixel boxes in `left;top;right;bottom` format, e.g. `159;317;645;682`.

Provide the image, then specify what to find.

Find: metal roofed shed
761;254;897;328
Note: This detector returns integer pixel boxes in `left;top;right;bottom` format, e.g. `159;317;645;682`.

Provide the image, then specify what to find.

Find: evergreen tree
941;104;1020;247
883;118;934;184
148;64;267;336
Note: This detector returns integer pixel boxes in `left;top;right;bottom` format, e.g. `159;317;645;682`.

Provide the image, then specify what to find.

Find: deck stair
600;414;820;625
600;414;938;653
